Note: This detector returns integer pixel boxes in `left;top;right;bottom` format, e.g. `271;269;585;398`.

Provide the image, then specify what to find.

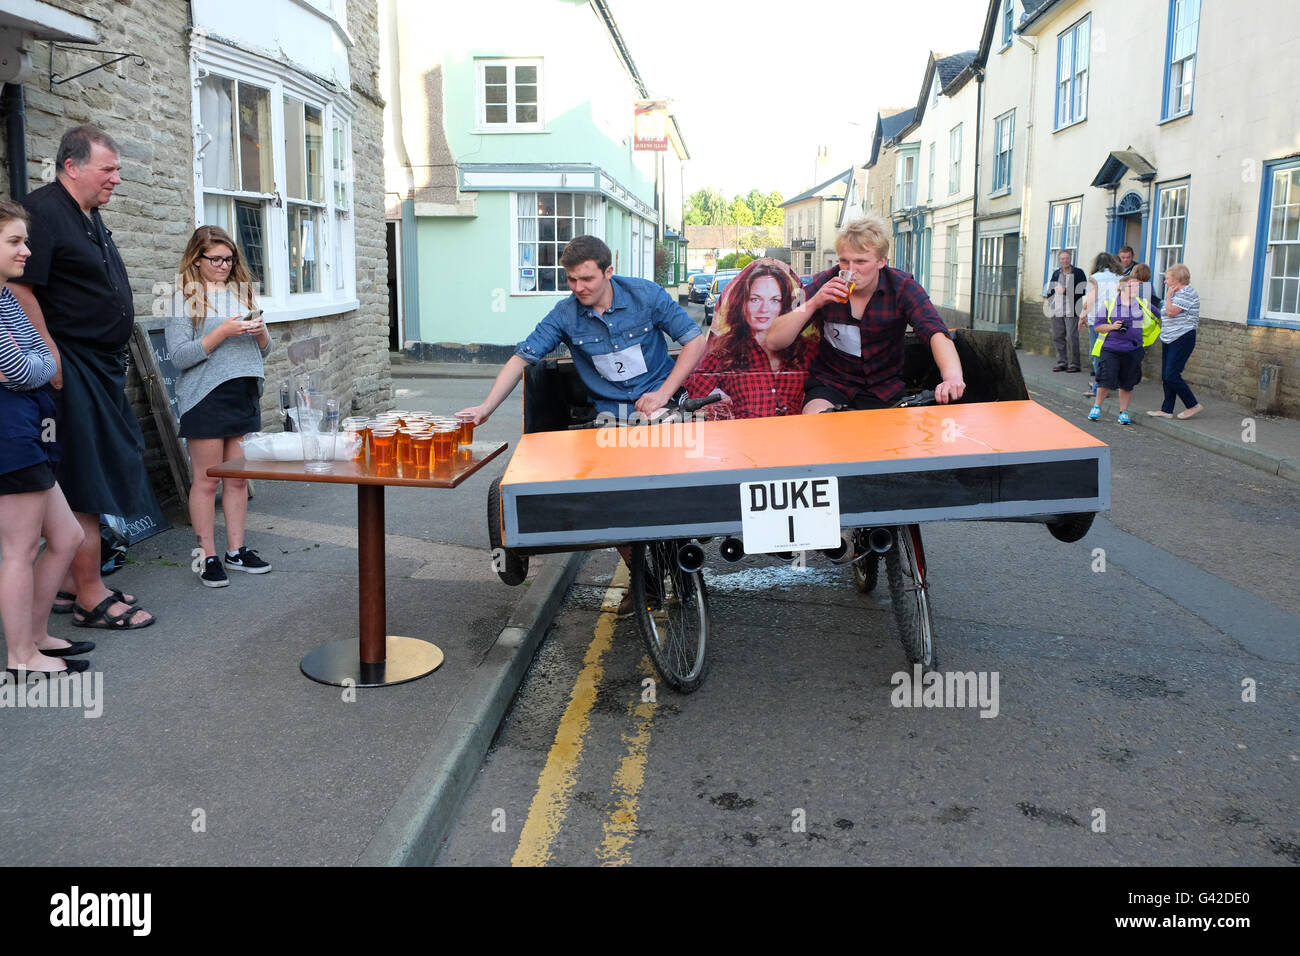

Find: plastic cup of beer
454;412;476;446
342;417;368;461
370;427;397;466
396;428;414;465
836;269;857;301
411;430;434;468
431;422;458;464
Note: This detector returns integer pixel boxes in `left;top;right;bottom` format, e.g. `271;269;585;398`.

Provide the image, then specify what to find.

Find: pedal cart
488;329;1109;693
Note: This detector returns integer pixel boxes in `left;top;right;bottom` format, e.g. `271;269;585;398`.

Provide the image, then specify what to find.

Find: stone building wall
0;0;390;504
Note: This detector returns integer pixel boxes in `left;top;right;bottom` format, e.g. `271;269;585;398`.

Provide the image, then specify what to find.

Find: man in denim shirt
460;236;707;425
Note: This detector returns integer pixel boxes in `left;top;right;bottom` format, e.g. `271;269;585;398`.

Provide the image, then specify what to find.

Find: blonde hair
835;214;890;259
1130;263;1151;283
1166;263;1191;285
178;226;257;329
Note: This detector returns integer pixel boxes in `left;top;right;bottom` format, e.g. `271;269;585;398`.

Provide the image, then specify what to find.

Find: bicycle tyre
487;476;529;587
630;540;710;693
885;525;938;670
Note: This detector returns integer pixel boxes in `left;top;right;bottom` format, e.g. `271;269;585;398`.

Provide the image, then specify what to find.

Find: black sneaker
200;556;229;588
225;547;272;574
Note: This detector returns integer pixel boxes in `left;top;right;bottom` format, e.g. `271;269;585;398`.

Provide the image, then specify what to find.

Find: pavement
1014;349;1300;485
4;351;1296;868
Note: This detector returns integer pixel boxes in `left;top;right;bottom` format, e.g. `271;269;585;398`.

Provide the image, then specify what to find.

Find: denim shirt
515;275;702;416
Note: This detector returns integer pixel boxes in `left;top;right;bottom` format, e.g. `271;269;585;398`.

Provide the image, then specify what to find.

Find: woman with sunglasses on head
0;200;91;676
166;226;273;589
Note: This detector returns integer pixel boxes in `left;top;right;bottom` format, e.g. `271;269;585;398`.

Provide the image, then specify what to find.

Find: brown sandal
71;594;155;630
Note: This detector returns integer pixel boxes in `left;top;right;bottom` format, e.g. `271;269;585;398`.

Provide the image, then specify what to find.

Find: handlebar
566;391;722;429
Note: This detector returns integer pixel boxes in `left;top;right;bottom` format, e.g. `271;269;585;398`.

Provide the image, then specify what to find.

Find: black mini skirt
179;376;263;439
0;460;56;496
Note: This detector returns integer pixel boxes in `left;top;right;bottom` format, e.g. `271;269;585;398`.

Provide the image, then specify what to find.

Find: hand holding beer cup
812;274;852;309
837;269;858;300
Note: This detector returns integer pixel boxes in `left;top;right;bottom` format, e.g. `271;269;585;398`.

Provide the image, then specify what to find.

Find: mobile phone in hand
243;309;263;324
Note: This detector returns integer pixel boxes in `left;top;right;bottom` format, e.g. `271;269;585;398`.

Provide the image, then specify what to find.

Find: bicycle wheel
630;540;710;693
885;525;938;670
850;530;879;594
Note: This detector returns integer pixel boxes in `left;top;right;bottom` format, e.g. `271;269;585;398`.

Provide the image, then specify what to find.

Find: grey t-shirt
165;288;272;417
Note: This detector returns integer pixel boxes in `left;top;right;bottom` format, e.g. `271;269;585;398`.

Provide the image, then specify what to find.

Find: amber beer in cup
370;427;397;466
411;431;434;468
455;412;475;446
342;417;368;461
431;422;458;464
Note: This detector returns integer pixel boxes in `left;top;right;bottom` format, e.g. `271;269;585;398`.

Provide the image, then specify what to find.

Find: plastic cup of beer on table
342;417;368;461
411;430;434;468
431;422;458;464
455;412;475;446
370;427;397;466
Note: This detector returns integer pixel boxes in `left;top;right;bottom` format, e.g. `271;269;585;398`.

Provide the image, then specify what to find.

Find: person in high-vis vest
1079;252;1122;398
1087;271;1160;425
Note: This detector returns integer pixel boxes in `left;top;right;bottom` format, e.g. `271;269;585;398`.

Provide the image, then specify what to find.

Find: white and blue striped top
0;285;56;391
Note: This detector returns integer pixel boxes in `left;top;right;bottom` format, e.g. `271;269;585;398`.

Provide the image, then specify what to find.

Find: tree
762;191;785;226
729;197;754;226
685;188;728;226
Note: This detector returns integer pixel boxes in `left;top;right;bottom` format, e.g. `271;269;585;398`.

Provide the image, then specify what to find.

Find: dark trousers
1160;331;1198;414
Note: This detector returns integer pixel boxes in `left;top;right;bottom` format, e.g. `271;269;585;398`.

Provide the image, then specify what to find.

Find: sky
604;0;992;201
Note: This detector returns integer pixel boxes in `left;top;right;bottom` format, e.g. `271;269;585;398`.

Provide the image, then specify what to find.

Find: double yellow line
511;563;658;867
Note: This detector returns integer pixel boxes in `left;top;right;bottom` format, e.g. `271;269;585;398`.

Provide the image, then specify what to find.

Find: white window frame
509;190;603;295
1001;0;1014;49
900;153;917;209
476;58;544;133
1055;15;1090;130
1163;0;1200;121
949;124;962;195
1260;163;1300;323
992;111;1014;194
1046;198;1082;282
945;224;960;307
1153;181;1189;297
927;142;935;201
192;42;358;324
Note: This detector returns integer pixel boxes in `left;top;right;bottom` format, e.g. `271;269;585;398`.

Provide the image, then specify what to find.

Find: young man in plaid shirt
765;215;965;411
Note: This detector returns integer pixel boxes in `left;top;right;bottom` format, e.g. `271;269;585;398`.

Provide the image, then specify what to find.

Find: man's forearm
930;334;963;383
658;334;708;396
480;355;529;415
766;303;814;352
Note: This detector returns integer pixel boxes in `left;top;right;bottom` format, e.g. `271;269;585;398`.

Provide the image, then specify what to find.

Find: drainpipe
968;67;983;330
2;83;28;200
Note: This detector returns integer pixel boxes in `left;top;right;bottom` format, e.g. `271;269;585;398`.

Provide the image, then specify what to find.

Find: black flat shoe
5;658;90;678
39;640;96;658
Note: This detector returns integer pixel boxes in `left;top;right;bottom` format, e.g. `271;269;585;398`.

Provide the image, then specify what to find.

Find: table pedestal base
301;636;444;687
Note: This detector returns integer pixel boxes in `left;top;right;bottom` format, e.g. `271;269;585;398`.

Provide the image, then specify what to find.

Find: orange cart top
502;400;1105;485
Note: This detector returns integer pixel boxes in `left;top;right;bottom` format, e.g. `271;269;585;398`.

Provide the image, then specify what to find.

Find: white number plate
739;476;841;553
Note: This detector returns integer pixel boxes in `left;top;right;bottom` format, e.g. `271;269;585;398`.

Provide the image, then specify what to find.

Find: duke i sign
739;476;841;553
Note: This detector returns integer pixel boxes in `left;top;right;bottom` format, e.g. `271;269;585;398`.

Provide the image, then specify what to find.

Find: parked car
704;270;741;324
688;272;714;304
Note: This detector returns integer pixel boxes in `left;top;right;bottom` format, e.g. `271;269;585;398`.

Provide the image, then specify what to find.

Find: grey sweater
165;289;272;417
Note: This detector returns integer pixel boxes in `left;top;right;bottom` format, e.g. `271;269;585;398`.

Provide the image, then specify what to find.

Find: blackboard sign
131;318;192;508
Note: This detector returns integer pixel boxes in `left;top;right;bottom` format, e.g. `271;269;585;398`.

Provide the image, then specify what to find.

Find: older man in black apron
10;125;157;629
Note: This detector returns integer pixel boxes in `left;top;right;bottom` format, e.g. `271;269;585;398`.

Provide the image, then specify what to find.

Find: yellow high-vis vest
1092;297;1161;357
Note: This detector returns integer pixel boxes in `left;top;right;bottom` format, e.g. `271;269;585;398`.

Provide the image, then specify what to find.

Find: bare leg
187;437;226;557
802;398;834;414
70;510;152;626
31;484;84;652
1094;387;1111;406
219;435;249;553
1;490;72;671
1117;388;1132;412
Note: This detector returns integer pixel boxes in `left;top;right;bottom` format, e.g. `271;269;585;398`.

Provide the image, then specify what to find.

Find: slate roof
779;168;853;207
936;51;976;89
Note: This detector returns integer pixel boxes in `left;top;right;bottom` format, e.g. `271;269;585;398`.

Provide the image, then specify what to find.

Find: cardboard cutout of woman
685;258;819;419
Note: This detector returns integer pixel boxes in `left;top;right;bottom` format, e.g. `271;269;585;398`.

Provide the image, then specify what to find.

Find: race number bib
591;344;648;382
825;322;862;357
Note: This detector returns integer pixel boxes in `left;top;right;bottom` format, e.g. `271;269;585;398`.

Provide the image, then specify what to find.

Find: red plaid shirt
805;265;949;404
684;339;808;419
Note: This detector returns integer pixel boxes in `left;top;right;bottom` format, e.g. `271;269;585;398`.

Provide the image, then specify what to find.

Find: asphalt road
436;385;1300;866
